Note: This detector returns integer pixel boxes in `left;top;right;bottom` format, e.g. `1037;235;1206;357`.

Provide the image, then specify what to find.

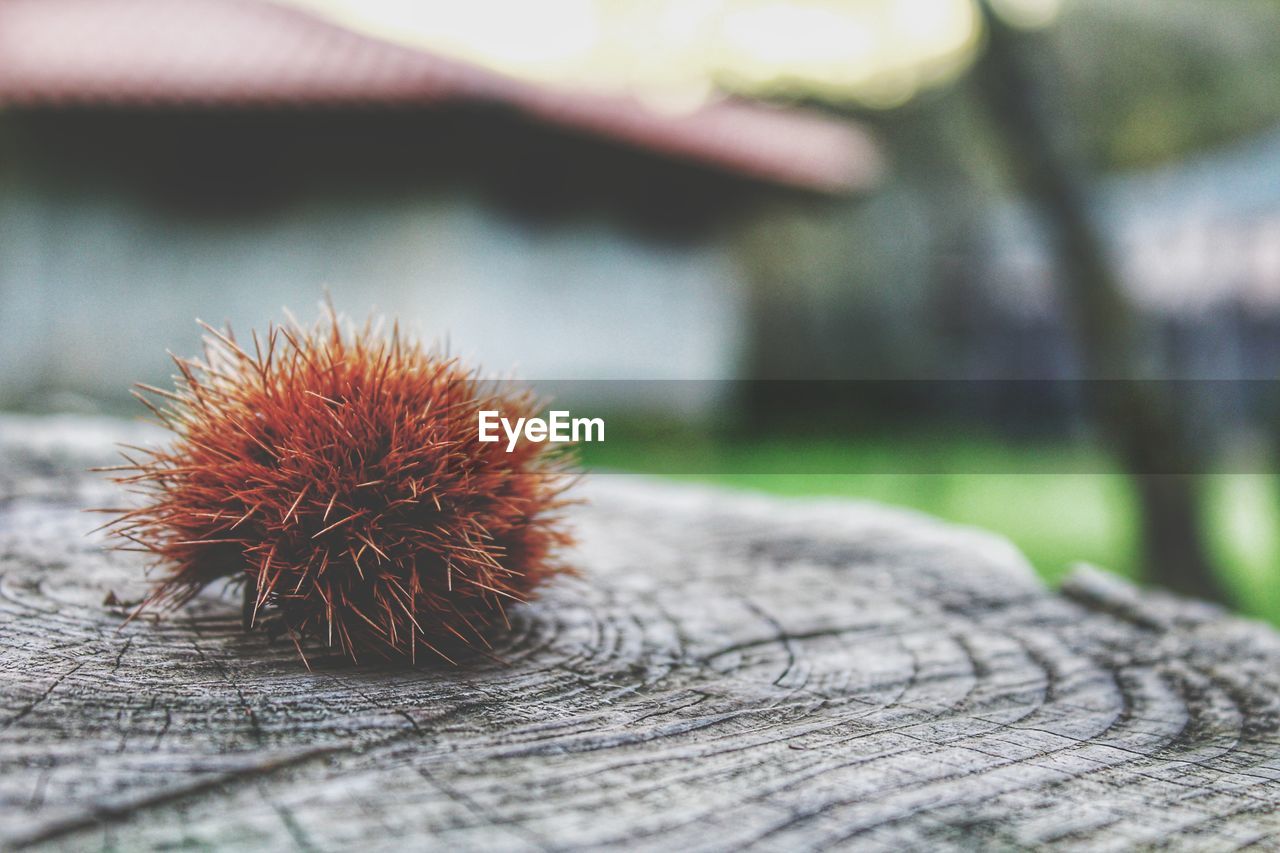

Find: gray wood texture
2;415;1279;851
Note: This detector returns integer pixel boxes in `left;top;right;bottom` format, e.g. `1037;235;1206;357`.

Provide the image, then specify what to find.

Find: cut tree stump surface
2;414;1279;851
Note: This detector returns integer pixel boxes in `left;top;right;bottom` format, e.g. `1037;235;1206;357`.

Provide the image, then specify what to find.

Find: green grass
578;432;1280;626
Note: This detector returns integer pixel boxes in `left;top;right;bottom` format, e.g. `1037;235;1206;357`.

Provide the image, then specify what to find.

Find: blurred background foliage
1055;0;1280;169
295;0;1280;168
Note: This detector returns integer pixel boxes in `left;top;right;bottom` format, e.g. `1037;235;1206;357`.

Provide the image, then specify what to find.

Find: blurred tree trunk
971;3;1226;602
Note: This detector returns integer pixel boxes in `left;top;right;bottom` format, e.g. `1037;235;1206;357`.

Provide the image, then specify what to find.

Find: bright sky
285;0;1063;110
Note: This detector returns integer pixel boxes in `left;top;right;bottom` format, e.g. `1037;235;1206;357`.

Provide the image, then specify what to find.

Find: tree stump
2;415;1279;850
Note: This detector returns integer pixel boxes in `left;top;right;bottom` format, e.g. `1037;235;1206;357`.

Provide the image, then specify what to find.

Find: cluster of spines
99;311;574;664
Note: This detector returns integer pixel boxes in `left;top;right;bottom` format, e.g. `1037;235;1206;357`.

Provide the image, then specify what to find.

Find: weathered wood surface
2;415;1280;851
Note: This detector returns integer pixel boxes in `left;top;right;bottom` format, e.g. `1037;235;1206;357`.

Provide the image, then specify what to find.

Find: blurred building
0;0;879;409
979;123;1280;381
989;126;1280;318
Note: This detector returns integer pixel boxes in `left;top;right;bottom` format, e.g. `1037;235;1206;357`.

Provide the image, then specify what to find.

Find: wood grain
2;415;1279;851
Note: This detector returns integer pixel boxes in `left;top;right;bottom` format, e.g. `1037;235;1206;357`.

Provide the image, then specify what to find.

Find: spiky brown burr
102;311;575;663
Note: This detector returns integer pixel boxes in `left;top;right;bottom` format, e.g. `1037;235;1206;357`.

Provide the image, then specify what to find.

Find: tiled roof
0;0;882;192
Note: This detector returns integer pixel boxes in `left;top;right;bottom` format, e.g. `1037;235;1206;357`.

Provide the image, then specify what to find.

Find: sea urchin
102;311;575;663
